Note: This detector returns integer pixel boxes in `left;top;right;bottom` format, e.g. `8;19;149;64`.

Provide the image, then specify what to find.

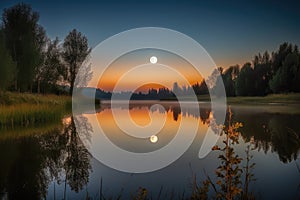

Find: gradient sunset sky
1;0;299;91
97;49;204;91
1;0;299;67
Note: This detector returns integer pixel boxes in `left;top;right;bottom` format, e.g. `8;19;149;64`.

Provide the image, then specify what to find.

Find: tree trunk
37;79;40;94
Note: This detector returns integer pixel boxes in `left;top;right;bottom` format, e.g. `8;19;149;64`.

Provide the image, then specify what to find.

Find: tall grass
0;92;71;128
0;104;66;128
0;91;71;105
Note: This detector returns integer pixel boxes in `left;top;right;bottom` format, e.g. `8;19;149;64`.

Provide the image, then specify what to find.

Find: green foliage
235;63;255;96
63;29;91;95
214;42;300;96
226;93;300;106
272;43;294;73
0;104;64;128
269;47;300;93
2;3;46;92
0;91;71;106
193;108;258;200
0;30;16;91
213;109;243;200
192;80;209;95
252;51;272;96
222;65;239;97
0;3;92;95
0;92;71;128
36;38;64;94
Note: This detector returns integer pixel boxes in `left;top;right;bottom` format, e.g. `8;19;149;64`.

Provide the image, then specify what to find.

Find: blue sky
1;0;300;67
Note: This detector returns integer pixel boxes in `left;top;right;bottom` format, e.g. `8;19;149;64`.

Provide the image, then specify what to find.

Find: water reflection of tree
62;116;92;193
212;110;300;164
172;106;181;121
96;102;300;163
237;113;300;163
269;122;300;163
0;115;93;199
6;136;50;200
96;102;212;124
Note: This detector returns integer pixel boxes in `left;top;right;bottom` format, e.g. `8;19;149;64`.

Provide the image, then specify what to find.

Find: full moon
150;135;158;143
150;56;158;64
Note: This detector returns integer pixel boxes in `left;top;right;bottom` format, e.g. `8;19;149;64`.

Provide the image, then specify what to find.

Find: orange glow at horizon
96;63;203;92
88;49;204;92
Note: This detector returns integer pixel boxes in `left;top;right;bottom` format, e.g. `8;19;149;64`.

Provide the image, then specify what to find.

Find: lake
0;101;299;199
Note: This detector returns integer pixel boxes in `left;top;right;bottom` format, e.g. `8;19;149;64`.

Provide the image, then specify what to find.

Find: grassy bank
0;92;71;128
226;93;300;105
0;92;71;105
162;93;300;105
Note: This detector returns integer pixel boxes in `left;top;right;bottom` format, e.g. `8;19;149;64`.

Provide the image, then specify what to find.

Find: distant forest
0;3;299;98
99;42;300;100
95;81;208;100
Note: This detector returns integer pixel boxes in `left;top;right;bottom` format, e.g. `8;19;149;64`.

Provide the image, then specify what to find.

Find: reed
0;92;71;128
0;103;67;128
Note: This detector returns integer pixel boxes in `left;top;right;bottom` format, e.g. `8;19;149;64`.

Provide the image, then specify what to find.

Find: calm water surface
0;101;299;199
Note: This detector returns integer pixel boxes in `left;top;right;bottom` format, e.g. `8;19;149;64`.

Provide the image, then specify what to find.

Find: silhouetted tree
271;42;293;74
0;30;16;91
36;37;64;94
2;3;46;92
157;87;173;99
172;106;181;121
62;29;91;95
207;43;300;97
235;63;255;96
222;65;239;97
192;80;209;95
252;51;272;96
269;44;300;93
63;116;91;192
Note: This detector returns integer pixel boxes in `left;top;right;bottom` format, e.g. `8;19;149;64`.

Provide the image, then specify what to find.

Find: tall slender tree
253;51;272;96
62;29;91;95
222;65;239;97
235;63;255;96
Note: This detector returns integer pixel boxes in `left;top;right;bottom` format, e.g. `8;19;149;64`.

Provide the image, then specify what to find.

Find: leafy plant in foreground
213;108;243;200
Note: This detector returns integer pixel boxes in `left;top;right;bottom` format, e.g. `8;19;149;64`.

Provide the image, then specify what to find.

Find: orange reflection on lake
85;102;211;153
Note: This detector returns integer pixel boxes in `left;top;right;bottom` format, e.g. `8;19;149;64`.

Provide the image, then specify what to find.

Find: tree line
94;81;209;100
215;42;300;96
0;3;91;95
